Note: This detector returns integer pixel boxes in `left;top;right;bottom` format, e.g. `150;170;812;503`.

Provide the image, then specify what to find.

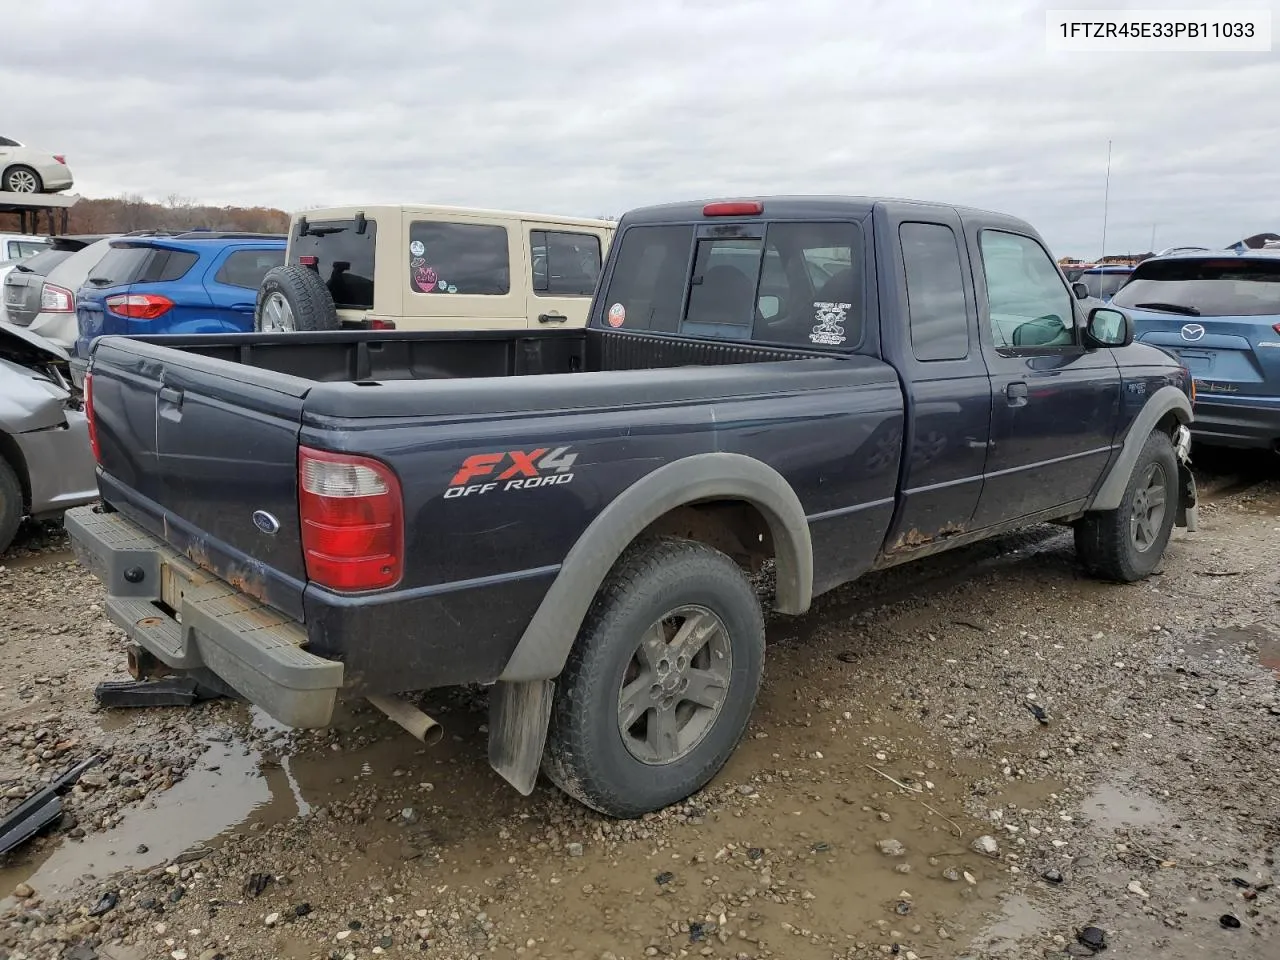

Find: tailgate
90;336;313;620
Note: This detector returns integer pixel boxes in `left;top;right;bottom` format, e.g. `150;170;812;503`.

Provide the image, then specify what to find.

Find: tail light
84;374;101;462
105;293;173;320
298;255;318;267
39;282;74;312
369;318;396;330
1272;322;1280;335
53;155;66;165
702;201;764;217
298;447;403;591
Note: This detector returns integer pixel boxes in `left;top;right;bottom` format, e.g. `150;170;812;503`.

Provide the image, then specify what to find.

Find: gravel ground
0;455;1277;960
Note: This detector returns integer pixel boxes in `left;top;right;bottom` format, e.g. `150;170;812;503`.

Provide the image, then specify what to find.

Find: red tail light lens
53;155;66;165
298;447;403;591
105;293;174;320
40;283;74;312
1272;322;1280;335
84;374;101;462
703;201;763;217
369;318;396;330
298;255;318;266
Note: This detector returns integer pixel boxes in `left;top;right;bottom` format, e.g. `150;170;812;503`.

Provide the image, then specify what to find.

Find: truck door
967;226;1121;527
523;224;606;329
878;206;991;549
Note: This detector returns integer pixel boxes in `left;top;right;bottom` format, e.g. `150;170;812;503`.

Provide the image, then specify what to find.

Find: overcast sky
4;0;1276;256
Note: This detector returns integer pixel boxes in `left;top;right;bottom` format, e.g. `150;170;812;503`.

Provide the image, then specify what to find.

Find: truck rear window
601;221;863;349
1112;258;1280;317
293;219;377;310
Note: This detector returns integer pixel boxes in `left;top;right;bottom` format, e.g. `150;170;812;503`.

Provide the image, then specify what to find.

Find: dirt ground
0;452;1277;960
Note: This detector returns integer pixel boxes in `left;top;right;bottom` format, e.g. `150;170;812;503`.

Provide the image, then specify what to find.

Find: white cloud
3;0;1276;255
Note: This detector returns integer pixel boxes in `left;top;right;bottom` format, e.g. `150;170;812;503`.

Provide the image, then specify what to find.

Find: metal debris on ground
0;753;103;855
88;890;119;916
93;677;220;708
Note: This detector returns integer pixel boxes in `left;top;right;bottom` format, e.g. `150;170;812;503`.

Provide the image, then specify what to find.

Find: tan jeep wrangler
254;204;615;333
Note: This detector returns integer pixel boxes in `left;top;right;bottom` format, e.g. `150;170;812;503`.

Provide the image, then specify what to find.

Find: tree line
1;194;289;236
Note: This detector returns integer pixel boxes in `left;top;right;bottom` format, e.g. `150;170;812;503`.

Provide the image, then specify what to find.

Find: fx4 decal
444;447;578;498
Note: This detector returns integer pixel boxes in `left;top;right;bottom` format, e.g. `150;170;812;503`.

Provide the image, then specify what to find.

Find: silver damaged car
0;325;96;553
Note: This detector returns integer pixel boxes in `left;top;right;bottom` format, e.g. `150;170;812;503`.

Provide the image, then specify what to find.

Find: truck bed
84;327;905;697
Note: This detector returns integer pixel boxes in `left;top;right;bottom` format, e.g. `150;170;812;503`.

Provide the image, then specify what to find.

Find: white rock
265;912;280;926
1128;880;1150;899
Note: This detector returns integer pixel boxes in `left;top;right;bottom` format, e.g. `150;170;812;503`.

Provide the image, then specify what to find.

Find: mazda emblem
252;510;281;535
1180;323;1205;342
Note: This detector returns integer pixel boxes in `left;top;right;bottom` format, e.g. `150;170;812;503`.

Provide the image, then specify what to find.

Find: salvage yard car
253;204;613;333
67;196;1198;818
0;326;97;554
1115;247;1280;451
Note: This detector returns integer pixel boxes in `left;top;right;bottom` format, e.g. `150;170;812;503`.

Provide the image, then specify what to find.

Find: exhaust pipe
368;694;443;746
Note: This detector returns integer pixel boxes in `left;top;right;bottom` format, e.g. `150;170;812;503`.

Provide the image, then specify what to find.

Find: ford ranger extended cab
66;197;1197;818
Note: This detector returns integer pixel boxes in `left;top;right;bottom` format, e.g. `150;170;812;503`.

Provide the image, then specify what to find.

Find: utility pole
1100;139;1112;261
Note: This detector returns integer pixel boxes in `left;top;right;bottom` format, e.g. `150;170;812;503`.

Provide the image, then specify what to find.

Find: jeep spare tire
255;265;340;333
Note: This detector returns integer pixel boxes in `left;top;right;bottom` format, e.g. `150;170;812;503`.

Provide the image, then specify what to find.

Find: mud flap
487;679;554;796
1174;424;1199;532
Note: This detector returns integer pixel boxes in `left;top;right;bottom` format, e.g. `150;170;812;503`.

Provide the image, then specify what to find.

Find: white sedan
0;136;74;194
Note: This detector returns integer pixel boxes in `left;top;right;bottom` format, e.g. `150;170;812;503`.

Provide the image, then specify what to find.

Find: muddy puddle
0;678;1060;959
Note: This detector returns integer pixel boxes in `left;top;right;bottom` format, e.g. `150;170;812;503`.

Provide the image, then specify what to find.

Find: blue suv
75;232;285;357
1114;249;1280;450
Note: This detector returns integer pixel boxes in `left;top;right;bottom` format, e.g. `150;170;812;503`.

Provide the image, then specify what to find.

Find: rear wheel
543;538;765;818
1075;429;1178;582
255;265;339;333
3;165;42;194
0;457;24;556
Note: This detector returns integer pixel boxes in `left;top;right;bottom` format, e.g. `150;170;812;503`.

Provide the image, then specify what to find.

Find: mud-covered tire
3;165;42;194
254;265;339;333
542;538;765;818
1075;429;1178;582
0;456;24;556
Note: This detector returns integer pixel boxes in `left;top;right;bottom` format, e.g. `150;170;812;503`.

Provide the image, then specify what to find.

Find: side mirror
1071;281;1090;300
1085;306;1134;348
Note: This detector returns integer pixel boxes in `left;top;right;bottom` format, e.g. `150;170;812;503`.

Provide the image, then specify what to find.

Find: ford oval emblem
252;510;281;535
1181;323;1206;342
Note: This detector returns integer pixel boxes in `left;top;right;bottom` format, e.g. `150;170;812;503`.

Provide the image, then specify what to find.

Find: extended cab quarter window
409;221;510;295
900;222;969;361
980;231;1075;349
600;221;862;349
531;230;602;296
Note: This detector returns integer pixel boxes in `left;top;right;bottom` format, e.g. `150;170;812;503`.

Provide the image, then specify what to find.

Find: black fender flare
498;452;814;683
1088;385;1192;513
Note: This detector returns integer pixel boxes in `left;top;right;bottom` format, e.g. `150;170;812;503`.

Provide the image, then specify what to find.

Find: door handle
537;312;567;324
158;386;183;406
1005;381;1028;407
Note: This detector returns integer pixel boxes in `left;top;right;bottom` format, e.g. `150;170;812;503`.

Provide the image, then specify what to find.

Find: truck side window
531;230;603;297
979;231;1075;349
901;222;969;361
408;221;510;296
600;225;693;333
753;222;862;350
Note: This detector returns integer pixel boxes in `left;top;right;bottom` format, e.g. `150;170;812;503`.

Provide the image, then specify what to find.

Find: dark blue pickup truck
66;197;1198;818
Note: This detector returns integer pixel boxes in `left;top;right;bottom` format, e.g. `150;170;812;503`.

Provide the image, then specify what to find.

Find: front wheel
0;457;24;556
543;538;765;818
1075;429;1179;582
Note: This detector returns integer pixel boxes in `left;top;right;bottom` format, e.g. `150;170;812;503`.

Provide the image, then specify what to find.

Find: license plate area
1178;350;1213;373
